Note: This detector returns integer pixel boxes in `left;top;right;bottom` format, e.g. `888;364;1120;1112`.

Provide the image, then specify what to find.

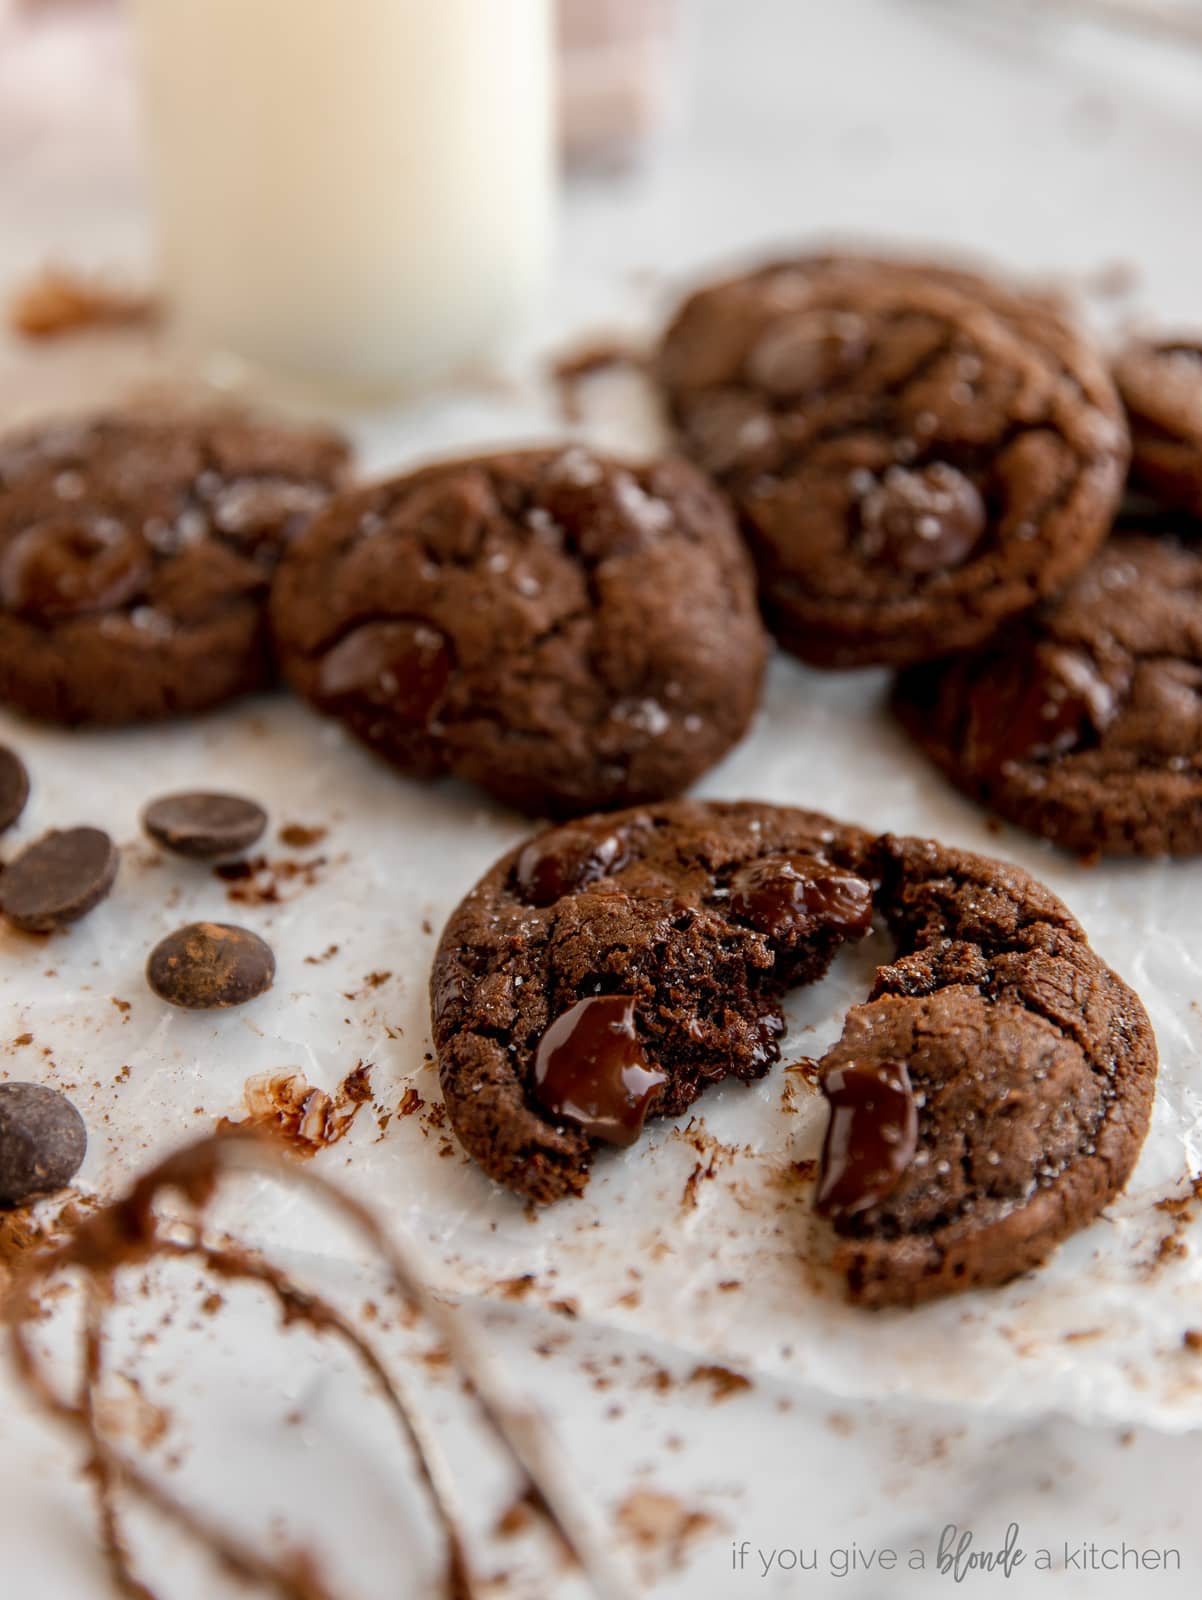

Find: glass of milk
130;0;555;398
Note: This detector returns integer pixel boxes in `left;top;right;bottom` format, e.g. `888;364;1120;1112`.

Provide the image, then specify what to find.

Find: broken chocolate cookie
815;835;1156;1305
431;800;875;1201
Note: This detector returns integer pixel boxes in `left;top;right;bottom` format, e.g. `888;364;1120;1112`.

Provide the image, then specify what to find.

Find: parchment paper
5;584;1200;1435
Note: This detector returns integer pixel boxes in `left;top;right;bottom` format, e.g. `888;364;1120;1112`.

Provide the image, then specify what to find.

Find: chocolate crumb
495;1495;537;1540
687;1364;752;1403
396;1088;423;1118
8;265;157;339
497;1275;537;1300
304;944;340;965
279;823;327;850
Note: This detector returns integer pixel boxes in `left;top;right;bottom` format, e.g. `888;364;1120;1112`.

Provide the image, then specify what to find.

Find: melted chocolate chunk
751;1010;786;1068
0;519;150;620
515;827;630;907
727;853;873;941
532;994;667;1146
816;1060;918;1219
858;465;986;574
318;620;451;723
965;644;1117;774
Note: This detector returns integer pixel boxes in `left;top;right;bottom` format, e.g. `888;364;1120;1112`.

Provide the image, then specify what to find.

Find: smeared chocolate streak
4;1131;629;1600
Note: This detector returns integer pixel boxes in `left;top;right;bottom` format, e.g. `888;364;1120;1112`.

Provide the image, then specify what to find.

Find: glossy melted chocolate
532;994;667;1146
816;1059;918;1219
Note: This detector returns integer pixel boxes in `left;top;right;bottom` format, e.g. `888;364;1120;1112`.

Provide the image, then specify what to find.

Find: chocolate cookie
431;800;876;1201
893;533;1202;856
815;834;1156;1305
0;414;349;724
270;448;768;817
656;255;1129;667
433;809;1154;1305
1115;337;1202;515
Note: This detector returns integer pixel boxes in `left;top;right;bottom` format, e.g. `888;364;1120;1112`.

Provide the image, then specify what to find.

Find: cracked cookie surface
270;448;768;817
432;808;1155;1309
0;414;349;724
656;255;1128;667
893;533;1202;856
819;835;1156;1305
431;800;875;1201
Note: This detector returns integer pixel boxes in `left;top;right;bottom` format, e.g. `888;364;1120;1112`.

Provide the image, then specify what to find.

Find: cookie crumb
8;266;157;339
279;823;328;850
687;1364;752;1403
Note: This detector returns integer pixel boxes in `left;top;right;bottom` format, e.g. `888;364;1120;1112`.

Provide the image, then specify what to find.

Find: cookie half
0;414;349;724
816;835;1156;1305
431;800;876;1201
893;533;1202;856
270;448;768;817
656;255;1129;667
1115;337;1202;515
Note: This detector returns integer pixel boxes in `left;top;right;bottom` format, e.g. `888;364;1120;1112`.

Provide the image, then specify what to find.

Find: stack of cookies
0;246;1186;1306
657;253;1202;859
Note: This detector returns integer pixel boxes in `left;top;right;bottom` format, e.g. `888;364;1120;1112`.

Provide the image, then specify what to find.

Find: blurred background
4;8;1202;1599
4;0;1202;415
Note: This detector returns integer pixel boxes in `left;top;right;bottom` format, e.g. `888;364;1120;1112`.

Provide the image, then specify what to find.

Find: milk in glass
131;0;555;393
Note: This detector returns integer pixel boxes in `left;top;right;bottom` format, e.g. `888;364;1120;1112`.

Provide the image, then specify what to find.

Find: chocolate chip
318;620;451;723
142;791;268;860
0;1082;87;1205
728;853;873;942
0;826;119;932
858;464;986;573
538;454;670;559
146;922;276;1009
515;827;630;907
0;517;150;620
965;644;1117;774
531;994;667;1146
751;1010;786;1068
816;1060;918;1219
0;745;29;833
747;309;867;397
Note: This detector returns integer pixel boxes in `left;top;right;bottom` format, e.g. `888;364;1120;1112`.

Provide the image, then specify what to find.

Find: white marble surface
3;2;1202;1596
